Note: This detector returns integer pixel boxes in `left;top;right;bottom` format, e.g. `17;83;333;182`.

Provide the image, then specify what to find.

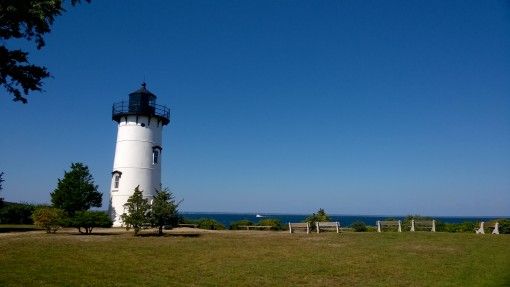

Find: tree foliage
69;211;112;234
0;0;89;103
0;202;36;224
305;208;331;230
229;219;254;230
32;206;64;233
150;187;180;235
0;172;4;206
121;186;150;235
351;221;367;232
50;162;102;216
257;218;283;230
195;218;225;230
498;219;510;234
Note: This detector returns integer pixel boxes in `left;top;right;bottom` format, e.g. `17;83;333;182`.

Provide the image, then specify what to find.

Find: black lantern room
112;83;170;125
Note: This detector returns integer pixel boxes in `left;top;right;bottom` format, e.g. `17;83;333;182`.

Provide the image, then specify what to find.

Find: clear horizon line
180;210;509;218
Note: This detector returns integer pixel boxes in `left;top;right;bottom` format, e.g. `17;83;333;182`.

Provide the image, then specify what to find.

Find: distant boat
256;214;265;218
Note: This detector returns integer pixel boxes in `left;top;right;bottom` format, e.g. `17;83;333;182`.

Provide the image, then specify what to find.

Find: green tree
69;211;112;234
0;172;4;207
196;218;225;230
351;221;367;232
121;186;150;235
257;218;283;230
229;219;254;230
150;187;180;235
1;0;90;103
0;202;36;224
498;219;510;234
305;208;331;230
32;207;64;233
50;162;102;216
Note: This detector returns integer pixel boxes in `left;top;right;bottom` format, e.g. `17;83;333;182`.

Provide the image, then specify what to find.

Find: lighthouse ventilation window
153;150;159;165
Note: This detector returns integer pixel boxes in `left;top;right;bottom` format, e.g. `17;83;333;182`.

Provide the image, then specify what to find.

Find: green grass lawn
1;229;509;286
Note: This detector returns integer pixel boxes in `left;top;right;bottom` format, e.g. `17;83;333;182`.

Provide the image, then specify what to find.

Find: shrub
196;218;225;230
69;211;113;234
498;219;510;234
32;207;64;233
257;218;283;230
230;220;254;230
305;208;331;231
437;221;477;233
351;221;367;232
366;225;378;232
0;202;36;224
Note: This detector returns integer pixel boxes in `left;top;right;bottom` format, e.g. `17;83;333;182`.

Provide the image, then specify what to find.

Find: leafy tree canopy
0;171;4;191
0;172;4;206
51;162;102;216
0;202;36;224
32;206;64;233
0;0;89;103
305;208;331;230
69;210;112;234
121;186;150;235
150;187;180;235
305;208;331;223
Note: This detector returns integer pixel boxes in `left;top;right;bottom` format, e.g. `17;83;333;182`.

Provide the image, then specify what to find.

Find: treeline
180;212;510;234
179;218;285;230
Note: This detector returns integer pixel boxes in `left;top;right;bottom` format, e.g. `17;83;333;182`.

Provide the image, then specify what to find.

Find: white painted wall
109;115;163;226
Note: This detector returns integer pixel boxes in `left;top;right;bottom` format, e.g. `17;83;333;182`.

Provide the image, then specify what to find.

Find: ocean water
181;212;502;227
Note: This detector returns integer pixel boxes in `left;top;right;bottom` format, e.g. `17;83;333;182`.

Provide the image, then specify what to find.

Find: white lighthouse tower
109;83;170;226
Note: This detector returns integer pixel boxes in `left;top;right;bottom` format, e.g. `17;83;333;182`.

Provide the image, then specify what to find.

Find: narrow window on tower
114;175;120;189
153;150;159;165
152;146;162;165
111;171;122;191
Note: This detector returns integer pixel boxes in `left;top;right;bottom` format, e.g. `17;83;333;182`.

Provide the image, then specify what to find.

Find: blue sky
1;1;509;216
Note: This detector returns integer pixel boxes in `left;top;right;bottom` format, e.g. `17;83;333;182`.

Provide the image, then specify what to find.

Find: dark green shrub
497;219;510;234
196;218;225;230
69;211;112;234
0;202;36;224
438;221;477;233
257;218;283;230
351;221;367;232
366;225;377;232
305;208;331;231
230;220;254;230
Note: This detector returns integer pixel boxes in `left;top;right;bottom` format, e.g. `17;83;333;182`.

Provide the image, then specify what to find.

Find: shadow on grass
70;232;121;236
137;233;201;238
0;228;39;233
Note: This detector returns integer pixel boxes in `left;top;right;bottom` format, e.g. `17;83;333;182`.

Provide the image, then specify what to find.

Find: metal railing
112;101;170;124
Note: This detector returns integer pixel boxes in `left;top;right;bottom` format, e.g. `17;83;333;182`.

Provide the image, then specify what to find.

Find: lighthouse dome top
129;82;156;98
112;83;170;125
